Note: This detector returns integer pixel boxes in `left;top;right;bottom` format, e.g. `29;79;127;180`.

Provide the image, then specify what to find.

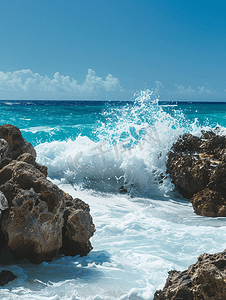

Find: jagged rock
166;130;226;216
0;270;17;286
0;125;95;263
154;250;226;300
0;124;36;160
61;198;94;256
0;160;95;263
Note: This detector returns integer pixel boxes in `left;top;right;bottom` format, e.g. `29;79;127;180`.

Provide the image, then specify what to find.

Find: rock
119;186;127;193
154;250;226;300
0;191;9;220
0;124;36;160
0;139;9;164
166;130;226;216
0;270;17;286
0;191;8;211
0;160;95;263
61;198;95;256
0;125;95;263
17;153;48;176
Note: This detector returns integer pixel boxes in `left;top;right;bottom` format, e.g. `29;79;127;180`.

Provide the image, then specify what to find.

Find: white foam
22;126;57;134
2;185;225;300
35;98;203;197
2;95;225;299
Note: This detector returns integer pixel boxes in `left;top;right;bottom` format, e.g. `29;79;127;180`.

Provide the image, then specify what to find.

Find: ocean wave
36;91;205;198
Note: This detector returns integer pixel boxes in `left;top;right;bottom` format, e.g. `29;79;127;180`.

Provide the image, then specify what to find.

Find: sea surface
0;92;226;299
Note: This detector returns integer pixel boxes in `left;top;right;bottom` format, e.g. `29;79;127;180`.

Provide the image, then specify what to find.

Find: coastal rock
0;191;8;211
0;191;9;220
0;124;95;263
166;131;226;217
154;250;226;300
61;198;94;256
17;153;48;176
0;270;17;286
0;124;36;160
0;139;9;164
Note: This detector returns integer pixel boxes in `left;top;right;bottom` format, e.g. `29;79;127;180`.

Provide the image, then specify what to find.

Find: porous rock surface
0;124;95;263
166;130;226;217
154;250;226;300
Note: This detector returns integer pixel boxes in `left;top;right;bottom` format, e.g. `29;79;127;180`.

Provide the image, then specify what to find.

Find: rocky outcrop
154;250;226;300
0;124;36;160
0;124;95;263
166;130;226;217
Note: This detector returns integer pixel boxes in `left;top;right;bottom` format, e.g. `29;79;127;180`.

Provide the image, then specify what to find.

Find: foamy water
0;94;226;299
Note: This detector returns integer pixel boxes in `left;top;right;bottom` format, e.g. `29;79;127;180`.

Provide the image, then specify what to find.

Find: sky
0;0;226;101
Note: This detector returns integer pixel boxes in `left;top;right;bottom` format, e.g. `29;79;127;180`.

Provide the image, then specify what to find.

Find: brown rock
166;131;226;216
0;125;95;263
61;198;95;256
1;187;64;263
17;153;48;176
0;124;36;159
0;139;9;164
0;160;95;263
154;250;226;300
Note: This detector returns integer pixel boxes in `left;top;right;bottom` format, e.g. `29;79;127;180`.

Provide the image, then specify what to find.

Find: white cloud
150;81;218;100
0;69;122;97
174;84;214;95
0;70;221;100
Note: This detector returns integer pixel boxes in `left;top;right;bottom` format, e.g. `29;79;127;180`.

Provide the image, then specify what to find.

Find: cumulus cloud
0;70;221;100
174;84;214;95
0;69;122;98
150;81;219;100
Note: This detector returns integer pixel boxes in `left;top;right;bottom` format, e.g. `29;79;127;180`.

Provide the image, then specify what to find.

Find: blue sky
0;0;226;100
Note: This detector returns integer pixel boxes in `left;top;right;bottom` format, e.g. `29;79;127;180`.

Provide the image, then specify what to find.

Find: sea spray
1;97;226;299
36;90;202;197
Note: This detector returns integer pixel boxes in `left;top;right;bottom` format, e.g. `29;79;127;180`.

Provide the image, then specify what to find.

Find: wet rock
0;160;95;263
0;124;36;159
61;198;95;256
0;125;95;263
0;270;17;286
166;130;226;216
154;250;226;300
119;185;127;194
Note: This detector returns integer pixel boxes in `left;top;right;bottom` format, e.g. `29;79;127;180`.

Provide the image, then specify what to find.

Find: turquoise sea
0;93;226;299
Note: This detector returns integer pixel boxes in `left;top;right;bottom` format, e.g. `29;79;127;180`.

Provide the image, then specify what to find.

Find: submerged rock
0;124;95;263
166;130;226;217
0;270;17;286
154;250;226;300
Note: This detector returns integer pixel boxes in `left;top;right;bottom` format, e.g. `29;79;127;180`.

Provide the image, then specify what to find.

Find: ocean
0;92;226;299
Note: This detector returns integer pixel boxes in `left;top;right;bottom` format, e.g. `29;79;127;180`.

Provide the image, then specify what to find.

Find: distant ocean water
0;92;226;300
